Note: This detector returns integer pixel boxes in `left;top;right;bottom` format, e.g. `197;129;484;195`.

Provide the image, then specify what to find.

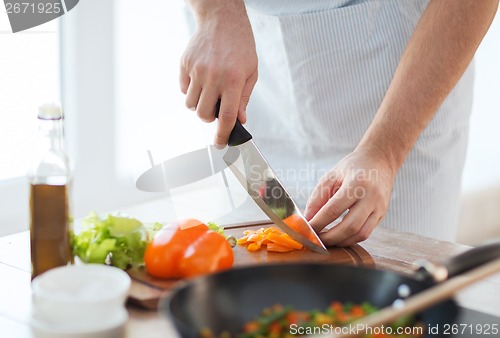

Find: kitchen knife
217;102;329;255
136;146;227;192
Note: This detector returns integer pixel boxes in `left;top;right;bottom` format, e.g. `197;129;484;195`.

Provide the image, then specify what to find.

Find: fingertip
303;209;312;221
214;134;229;148
179;68;190;95
185;83;201;111
303;208;313;222
308;215;325;233
238;96;250;124
238;109;247;124
180;83;189;95
318;231;337;247
304;199;319;221
200;115;216;123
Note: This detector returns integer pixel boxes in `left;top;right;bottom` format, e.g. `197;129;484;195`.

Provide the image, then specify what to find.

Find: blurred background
0;0;498;244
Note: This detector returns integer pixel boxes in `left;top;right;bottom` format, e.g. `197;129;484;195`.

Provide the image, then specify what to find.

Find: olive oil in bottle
28;103;72;279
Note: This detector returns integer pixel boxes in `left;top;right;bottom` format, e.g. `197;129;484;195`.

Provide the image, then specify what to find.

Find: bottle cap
38;103;63;120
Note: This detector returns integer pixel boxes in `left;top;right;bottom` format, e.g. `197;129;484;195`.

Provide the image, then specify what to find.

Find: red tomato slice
178;231;234;278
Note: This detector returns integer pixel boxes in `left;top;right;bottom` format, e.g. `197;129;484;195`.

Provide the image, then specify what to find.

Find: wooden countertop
1;225;500;338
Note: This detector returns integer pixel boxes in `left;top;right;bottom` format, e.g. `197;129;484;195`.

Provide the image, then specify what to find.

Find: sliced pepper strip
263;227;282;235
265;232;303;250
247;242;262;251
267;242;295;253
236;234;251;245
237;226;304;253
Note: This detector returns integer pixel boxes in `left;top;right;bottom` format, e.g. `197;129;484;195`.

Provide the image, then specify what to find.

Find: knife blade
136;146;227;192
217;102;329;255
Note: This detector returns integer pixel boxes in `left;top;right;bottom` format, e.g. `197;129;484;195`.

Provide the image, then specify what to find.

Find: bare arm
180;0;258;146
305;0;499;246
358;0;498;171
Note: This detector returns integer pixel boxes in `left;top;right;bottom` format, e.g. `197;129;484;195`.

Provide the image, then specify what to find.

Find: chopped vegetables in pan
200;302;424;338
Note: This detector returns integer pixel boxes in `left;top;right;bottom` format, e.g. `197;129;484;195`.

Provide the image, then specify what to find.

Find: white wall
457;8;500;244
461;10;500;193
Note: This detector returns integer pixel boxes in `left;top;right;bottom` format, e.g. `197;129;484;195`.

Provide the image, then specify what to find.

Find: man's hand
304;148;395;247
180;0;258;146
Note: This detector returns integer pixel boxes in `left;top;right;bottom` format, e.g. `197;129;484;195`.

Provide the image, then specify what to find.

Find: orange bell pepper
144;219;234;279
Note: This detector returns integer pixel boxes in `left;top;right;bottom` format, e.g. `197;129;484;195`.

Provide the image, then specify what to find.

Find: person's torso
243;0;474;208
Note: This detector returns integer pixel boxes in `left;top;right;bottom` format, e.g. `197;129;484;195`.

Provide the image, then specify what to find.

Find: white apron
244;0;474;241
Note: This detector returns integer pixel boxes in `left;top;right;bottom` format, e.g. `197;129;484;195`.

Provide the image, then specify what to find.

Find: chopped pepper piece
237;226;304;253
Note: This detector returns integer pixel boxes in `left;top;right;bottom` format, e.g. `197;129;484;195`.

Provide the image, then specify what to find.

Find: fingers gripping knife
216;101;328;255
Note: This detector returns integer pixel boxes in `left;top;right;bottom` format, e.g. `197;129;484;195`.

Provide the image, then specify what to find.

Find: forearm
357;0;498;173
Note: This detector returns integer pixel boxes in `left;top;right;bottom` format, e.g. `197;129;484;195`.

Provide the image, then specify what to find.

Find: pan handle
214;100;252;147
415;241;500;283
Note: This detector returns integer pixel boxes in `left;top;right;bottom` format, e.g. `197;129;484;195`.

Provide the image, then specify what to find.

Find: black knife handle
444;241;500;279
415;241;500;283
215;100;252;147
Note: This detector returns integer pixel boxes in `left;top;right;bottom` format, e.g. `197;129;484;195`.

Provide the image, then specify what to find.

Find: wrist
356;106;423;176
186;0;247;24
354;141;403;177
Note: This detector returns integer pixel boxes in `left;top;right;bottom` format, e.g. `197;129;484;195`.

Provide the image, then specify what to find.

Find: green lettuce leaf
71;212;147;270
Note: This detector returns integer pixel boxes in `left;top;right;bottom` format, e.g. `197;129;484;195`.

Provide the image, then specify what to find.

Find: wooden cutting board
127;221;375;310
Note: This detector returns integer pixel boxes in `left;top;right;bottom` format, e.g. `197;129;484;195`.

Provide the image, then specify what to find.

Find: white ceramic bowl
31;308;127;338
31;264;131;337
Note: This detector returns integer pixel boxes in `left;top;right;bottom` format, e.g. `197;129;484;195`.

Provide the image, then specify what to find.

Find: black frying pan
162;242;500;338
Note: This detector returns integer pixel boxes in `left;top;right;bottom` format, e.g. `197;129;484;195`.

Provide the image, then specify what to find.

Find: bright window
0;12;60;236
0;15;60;180
462;11;500;192
113;0;214;179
